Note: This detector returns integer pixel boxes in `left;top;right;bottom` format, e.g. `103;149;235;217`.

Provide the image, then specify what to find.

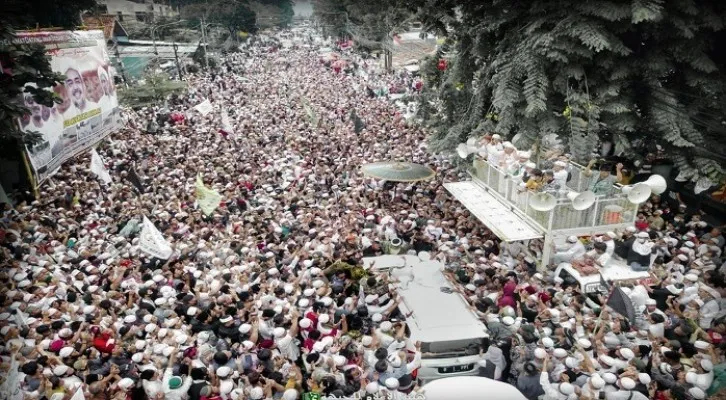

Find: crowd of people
1;27;725;400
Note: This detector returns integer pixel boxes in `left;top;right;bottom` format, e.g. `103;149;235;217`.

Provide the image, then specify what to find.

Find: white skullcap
384;377;400;390
559;382;575;395
371;313;383;322
118;378;135;390
238;323;252;334
249;387;264;400
299;318;312;329
590;374;605;389
59;347;74;358
366;382;379;394
619;377;636;390
132;353;144;363
603;372;617;384
567;236;578;243
274;327;286;338
298;299;310;307
380;321;393;332
281;389;298;400
638;373;651;385
553;348;567;358
318;314;330;324
619;348;635;360
534;348;547;359
333;355;347;367
216;366;231;378
542;337;554;348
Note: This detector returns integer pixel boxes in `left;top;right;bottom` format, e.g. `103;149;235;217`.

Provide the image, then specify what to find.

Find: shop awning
444;181;544;242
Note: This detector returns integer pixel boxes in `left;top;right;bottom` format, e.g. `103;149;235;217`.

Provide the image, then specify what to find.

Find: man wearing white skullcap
552;236;586;265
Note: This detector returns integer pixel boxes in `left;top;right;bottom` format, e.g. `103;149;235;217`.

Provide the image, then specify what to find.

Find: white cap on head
299;318;312;329
384;377;400;390
619;377;636;390
534;348;547;359
559;382;575;395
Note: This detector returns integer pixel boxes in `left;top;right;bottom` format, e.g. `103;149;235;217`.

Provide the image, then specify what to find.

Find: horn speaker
642;174;667;195
622;182;651;204
567;190;596;210
529;192;557;212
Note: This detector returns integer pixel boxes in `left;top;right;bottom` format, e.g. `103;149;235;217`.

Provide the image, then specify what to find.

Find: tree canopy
407;0;726;184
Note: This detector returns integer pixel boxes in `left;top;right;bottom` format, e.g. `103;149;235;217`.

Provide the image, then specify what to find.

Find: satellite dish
643;174;667;195
567;191;596;210
623;182;652;204
529;192;557;211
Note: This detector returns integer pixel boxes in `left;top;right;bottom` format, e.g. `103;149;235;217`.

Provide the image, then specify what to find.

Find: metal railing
471;158;637;233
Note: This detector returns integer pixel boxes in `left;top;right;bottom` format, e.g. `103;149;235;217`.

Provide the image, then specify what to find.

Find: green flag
301;97;318;127
302;393;321;400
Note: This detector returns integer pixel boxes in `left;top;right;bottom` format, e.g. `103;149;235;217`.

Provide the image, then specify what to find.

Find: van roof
363;255;488;343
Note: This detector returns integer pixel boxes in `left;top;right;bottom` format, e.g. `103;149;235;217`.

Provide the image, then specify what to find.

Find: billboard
14;30;122;182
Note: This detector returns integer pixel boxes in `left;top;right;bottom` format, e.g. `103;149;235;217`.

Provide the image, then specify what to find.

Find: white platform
444;181;544;242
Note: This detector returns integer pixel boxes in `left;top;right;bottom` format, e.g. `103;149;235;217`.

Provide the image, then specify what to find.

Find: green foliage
313;0;413;43
411;0;726;184
118;73;187;108
0;23;63;146
181;0;258;36
1;0;97;29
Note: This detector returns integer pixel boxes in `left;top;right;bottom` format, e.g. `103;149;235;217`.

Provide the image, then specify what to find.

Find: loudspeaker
643;174;667;195
529;192;557;211
457;143;472;159
567;190;596;210
622;182;651;204
466;137;480;153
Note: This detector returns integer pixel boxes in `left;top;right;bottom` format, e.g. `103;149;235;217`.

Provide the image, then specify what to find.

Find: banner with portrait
14;30;122;183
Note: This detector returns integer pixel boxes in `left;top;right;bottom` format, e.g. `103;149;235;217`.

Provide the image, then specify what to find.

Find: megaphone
567;190;596;210
621;182;651;204
457;143;472;159
529;192;557;212
642;174;667;195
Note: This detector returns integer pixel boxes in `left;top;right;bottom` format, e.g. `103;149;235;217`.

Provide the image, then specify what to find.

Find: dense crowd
1;29;725;400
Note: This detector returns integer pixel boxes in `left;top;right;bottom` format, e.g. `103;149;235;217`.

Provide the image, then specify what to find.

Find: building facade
96;0;178;23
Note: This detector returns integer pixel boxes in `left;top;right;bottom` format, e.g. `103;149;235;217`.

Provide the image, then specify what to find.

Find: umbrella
360;161;435;182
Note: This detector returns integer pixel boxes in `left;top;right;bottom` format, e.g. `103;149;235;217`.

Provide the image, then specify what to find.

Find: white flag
139;216;173;259
70;387;86;400
90;149;112;184
0;356;23;400
194;99;213;116
220;110;233;134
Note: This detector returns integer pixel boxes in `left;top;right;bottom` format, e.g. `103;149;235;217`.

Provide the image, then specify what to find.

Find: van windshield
421;338;482;359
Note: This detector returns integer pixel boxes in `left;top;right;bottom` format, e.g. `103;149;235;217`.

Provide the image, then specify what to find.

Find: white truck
363;255;489;383
553;260;651;294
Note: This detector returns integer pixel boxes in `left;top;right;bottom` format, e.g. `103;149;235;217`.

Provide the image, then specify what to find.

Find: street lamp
151;19;187;56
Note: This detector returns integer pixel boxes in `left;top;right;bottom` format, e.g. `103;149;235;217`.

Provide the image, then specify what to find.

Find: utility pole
113;38;129;86
201;15;209;69
173;43;183;80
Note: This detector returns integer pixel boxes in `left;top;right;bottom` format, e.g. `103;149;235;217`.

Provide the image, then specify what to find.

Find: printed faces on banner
194;99;213;116
15;30;121;183
139;217;173;259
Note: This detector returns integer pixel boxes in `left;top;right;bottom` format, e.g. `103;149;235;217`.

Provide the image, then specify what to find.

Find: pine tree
408;0;726;184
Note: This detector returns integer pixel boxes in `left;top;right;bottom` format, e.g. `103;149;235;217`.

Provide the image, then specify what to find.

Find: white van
363;255;489;383
554;260;651;294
